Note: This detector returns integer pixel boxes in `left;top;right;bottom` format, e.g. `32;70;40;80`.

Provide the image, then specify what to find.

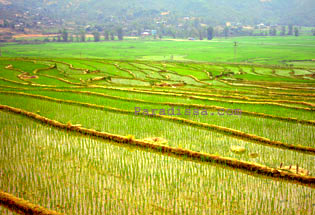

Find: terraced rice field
0;57;314;214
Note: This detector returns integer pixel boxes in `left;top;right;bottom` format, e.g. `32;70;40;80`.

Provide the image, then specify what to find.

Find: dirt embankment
13;34;59;38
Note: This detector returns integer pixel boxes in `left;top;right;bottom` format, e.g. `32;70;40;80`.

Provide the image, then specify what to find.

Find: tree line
45;27;124;42
43;24;314;43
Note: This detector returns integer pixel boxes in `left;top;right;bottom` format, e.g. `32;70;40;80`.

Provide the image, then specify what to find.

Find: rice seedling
1;111;314;214
0;57;314;214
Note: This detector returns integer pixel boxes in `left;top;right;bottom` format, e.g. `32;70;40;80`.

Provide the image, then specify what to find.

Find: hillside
0;0;314;26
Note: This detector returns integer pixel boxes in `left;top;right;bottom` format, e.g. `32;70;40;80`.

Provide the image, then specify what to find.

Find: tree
104;30;109;41
61;29;68;42
294;27;299;36
80;30;86;42
117;28;123;40
171;31;176;39
223;26;229;38
280;26;286;36
198;29;203;40
288;24;293;35
3;20;9;28
207;26;214;40
92;31;100;42
110;32;115;40
269;28;277;36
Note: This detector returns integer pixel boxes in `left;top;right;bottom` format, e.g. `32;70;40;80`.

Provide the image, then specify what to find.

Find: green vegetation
1;0;315;30
0;51;314;214
1;36;315;66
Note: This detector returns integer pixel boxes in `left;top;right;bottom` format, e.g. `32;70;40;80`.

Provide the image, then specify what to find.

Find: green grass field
0;36;314;214
2;36;315;66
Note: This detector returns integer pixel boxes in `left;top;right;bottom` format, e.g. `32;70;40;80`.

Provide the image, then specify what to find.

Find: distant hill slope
1;0;314;26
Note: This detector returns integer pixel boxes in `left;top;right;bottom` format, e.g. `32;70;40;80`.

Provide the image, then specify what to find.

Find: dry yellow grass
279;165;309;176
0;190;63;215
230;146;246;154
142;137;168;145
